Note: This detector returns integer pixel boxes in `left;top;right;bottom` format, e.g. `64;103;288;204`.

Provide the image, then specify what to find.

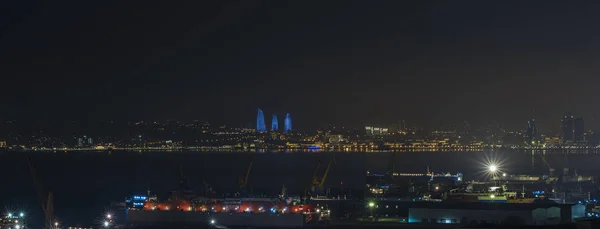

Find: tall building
256;109;267;133
525;119;537;143
271;114;279;131
574;117;584;142
284;113;292;133
562;113;574;143
365;126;389;136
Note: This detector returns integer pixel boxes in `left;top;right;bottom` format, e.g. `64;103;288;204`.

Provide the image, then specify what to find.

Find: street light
210;219;215;224
19;213;24;217
488;165;497;172
106;214;112;219
103;221;109;227
368;202;375;220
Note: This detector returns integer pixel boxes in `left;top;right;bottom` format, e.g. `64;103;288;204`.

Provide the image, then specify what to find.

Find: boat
124;178;330;228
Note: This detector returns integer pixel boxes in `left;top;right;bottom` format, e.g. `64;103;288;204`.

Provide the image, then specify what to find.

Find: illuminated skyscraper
525;119;537;143
284;113;292;133
574;117;584;142
562;113;574;143
256;109;266;133
271;114;279;131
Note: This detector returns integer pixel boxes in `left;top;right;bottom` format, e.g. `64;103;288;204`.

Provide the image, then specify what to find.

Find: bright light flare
474;152;510;180
210;219;215;224
106;214;112;219
103;221;109;227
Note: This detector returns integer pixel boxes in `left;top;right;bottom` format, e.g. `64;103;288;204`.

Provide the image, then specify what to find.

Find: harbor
2;150;600;229
100;152;600;228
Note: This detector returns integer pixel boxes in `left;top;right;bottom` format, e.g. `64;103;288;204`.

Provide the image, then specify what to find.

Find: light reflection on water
0;149;599;227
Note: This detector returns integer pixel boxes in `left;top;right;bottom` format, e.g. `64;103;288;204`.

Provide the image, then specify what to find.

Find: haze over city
2;1;600;229
2;1;600;131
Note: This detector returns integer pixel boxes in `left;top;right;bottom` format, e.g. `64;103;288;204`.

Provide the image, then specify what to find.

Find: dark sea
1;150;599;228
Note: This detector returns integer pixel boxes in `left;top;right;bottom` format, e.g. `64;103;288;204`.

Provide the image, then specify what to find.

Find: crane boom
240;157;253;188
28;158;53;229
243;160;253;186
539;153;555;176
388;151;396;176
311;160;321;186
319;157;335;187
28;158;46;213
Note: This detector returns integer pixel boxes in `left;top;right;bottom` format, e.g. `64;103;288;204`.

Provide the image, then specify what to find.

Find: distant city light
368;202;375;208
19;212;24;217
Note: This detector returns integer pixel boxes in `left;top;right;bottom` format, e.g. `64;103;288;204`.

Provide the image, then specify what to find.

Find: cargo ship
123;177;330;228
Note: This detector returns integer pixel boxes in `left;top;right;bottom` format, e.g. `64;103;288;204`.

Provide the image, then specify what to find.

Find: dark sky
1;1;599;131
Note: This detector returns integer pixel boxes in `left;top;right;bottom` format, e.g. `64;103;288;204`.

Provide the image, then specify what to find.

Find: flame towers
256;109;291;133
284;113;292;133
256;109;266;133
271;115;278;131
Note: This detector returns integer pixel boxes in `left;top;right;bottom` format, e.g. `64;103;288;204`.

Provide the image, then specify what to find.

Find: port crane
319;157;335;190
238;157;253;196
308;156;335;196
387;151;396;178
310;160;322;188
28;158;54;229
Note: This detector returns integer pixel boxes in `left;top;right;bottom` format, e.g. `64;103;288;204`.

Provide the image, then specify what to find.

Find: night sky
1;1;599;131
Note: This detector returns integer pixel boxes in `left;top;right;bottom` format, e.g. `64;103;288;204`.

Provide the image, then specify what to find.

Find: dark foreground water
1;150;599;228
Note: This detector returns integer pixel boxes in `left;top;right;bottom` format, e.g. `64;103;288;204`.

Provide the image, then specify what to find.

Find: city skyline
2;2;600;228
1;1;599;131
0;112;595;135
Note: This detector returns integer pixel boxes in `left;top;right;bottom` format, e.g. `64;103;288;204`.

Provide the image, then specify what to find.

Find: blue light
271;115;278;131
133;195;148;200
256;109;267;133
284;113;292;133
